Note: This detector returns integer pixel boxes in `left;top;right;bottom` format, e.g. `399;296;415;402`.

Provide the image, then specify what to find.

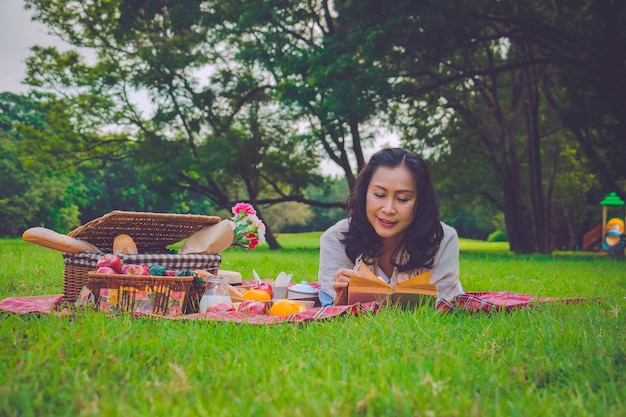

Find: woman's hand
332;268;361;306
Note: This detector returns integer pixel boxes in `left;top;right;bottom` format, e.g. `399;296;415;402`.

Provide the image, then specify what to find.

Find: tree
0;92;82;235
23;0;327;248
326;0;618;252
213;0;401;187
468;0;626;197
20;0;625;253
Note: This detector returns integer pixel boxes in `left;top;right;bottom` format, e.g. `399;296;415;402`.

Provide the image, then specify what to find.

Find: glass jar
199;275;232;313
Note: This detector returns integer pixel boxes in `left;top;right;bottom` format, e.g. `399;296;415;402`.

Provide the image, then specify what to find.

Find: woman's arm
430;222;464;302
318;218;354;305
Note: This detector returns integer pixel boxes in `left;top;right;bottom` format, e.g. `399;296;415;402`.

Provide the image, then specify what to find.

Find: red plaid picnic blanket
0;290;589;322
0;294;64;315
149;302;380;323
0;293;379;323
435;291;589;313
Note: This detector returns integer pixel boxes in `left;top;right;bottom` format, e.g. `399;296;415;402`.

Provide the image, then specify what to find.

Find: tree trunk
522;51;549;253
263;224;281;250
500;167;535;253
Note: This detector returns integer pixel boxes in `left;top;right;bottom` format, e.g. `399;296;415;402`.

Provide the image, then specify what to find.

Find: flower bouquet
230;202;266;250
179;202;265;255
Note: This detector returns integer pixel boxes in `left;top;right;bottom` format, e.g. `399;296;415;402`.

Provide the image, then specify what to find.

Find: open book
347;264;437;308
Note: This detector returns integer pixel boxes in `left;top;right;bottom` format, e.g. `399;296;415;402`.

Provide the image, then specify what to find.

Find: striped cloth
435;291;589;313
0;294;64;315
63;252;222;270
168;302;380;324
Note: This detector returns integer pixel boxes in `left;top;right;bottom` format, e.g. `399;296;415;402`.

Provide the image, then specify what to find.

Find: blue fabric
319;289;334;307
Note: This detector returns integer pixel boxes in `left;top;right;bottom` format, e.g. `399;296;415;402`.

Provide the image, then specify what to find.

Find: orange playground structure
582;192;625;252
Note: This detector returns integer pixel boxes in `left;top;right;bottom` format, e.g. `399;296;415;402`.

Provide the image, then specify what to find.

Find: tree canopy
4;0;623;252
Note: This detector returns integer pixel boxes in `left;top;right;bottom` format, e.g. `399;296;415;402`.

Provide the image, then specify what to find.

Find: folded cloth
435;291;589;313
0;294;64;314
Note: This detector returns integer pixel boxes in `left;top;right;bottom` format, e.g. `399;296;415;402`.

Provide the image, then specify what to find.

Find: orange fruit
269;299;306;316
242;289;272;301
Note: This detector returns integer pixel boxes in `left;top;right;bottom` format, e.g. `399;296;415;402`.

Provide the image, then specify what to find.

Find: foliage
0;91;224;235
487;229;508;242
0;237;624;416
371;1;608;252
441;206;499;241
0;92;82;235
7;0;625;253
263;201;314;233
302;176;349;232
22;0;330;249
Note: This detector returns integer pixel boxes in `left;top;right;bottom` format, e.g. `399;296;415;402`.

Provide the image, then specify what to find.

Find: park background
1;0;625;254
1;2;625;416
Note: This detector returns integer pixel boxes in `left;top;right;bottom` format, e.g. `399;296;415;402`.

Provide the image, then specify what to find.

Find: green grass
1;235;625;417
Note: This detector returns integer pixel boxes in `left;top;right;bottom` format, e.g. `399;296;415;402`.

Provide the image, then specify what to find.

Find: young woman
318;148;464;307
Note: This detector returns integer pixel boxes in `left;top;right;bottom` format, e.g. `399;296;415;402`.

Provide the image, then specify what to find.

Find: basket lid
68;211;221;253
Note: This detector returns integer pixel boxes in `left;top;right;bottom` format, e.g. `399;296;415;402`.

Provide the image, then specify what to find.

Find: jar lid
289;281;317;295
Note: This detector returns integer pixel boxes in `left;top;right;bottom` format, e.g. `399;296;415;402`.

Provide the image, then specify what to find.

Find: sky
0;0;69;94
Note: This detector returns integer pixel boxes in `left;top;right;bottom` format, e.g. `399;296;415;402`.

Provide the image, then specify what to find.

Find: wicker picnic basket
87;272;195;316
63;211;223;309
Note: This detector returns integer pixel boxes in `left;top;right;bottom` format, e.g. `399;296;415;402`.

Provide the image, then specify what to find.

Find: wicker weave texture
63;256;220;305
67;211;221;253
88;273;194;316
64;265;92;305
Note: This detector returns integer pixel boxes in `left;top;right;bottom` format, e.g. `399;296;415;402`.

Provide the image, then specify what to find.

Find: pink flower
230;202;265;250
255;220;266;244
232;202;256;217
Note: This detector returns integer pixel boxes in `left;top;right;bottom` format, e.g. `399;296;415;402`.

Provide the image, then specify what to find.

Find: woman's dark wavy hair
343;148;443;272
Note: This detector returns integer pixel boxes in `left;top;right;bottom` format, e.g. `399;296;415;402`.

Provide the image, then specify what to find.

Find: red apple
96;266;117;274
253;281;274;299
96;254;123;274
238;300;268;315
122;264;150;275
208;301;236;313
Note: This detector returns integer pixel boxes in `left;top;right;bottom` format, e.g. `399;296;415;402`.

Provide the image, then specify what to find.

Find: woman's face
365;165;417;248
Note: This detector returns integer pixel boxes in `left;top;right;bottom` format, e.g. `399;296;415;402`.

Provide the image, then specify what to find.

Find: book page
348;291;390;305
348;278;394;294
347;264;392;305
394;271;437;296
358;263;389;284
347;264;392;293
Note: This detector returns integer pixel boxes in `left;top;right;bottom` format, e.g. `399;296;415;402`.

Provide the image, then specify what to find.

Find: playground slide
602;218;625;250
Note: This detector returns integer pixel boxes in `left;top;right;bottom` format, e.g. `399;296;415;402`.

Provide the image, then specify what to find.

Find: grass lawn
1;234;625;417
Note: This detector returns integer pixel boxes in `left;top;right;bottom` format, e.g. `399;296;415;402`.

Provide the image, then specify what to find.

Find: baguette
113;234;139;255
22;227;99;253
